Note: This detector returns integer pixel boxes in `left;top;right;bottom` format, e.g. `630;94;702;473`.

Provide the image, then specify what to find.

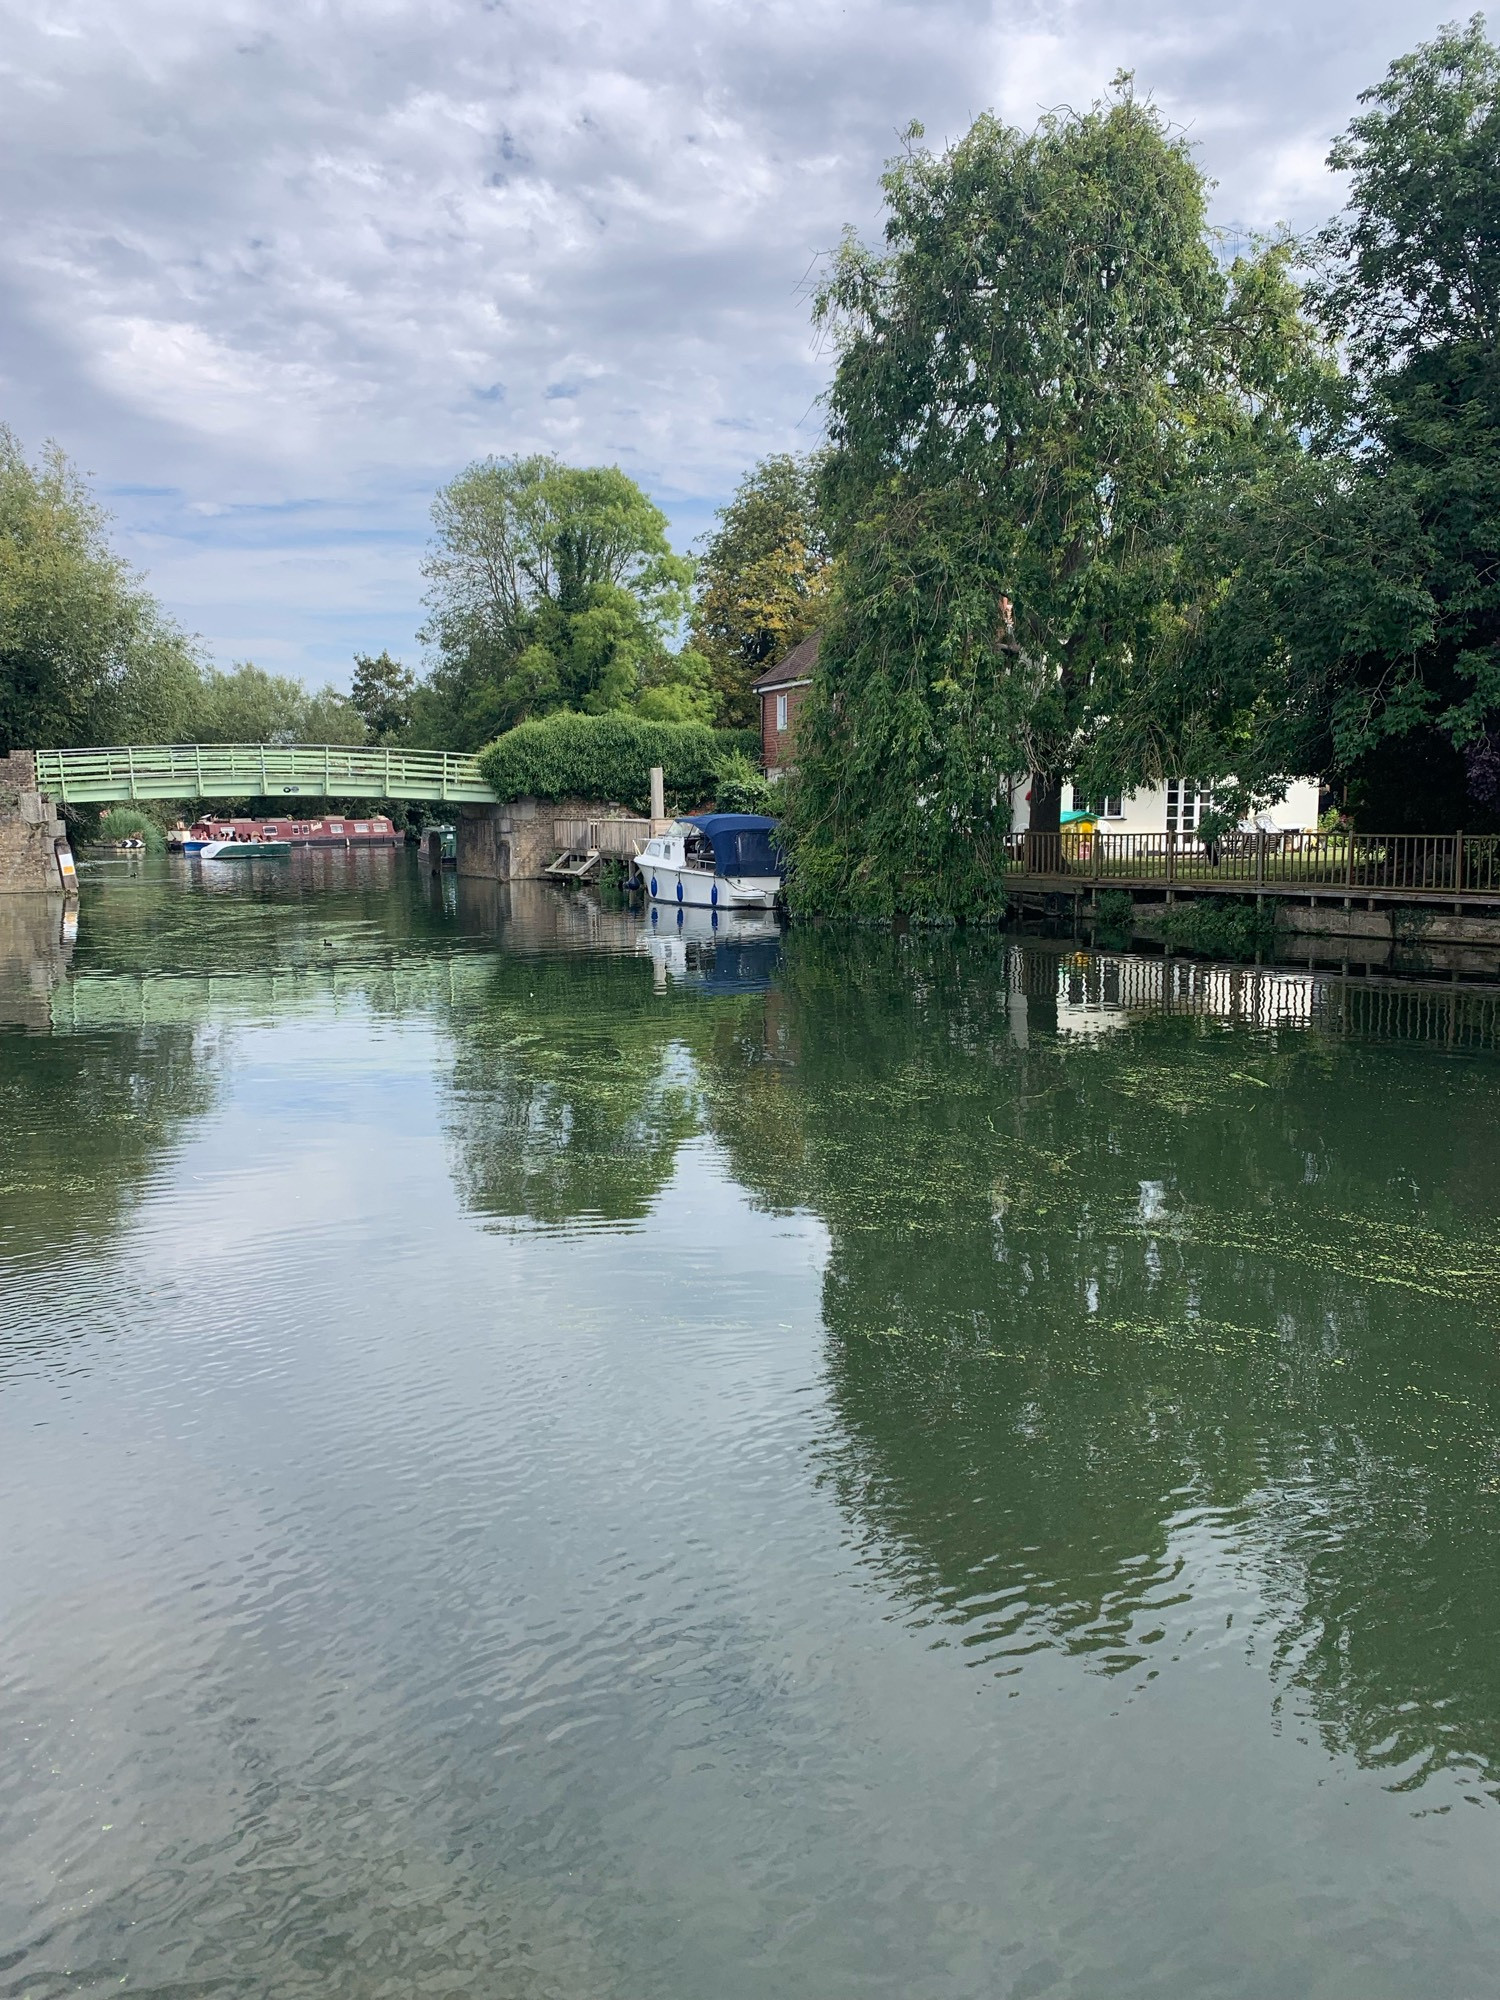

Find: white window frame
1165;779;1214;834
775;691;789;732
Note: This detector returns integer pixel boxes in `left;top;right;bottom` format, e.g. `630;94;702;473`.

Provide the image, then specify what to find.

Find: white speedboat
189;838;291;859
635;814;782;911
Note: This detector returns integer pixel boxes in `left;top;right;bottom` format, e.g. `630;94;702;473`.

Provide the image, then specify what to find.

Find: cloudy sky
0;0;1477;690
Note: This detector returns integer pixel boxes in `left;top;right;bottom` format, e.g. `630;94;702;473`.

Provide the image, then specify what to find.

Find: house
1008;775;1321;837
749;629;1320;832
751;633;818;776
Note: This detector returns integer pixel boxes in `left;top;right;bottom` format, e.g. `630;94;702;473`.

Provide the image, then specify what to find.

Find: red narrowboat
173;813;405;849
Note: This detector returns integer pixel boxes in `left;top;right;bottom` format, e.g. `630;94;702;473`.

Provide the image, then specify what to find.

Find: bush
1093;889;1135;932
1158;897;1277;961
712;759;779;816
476;712;760;816
96;805;166;851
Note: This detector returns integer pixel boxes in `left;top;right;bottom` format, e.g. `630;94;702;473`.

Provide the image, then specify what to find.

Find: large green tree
691;453;831;727
190;662;364;746
351;649;416;743
0;427;202;755
415;455;708;748
1197;19;1500;831
786;89;1311;917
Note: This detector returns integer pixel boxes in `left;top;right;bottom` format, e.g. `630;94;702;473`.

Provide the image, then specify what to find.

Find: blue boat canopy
684;812;784;879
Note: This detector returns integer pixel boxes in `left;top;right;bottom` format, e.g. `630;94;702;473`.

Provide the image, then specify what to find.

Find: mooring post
649;764;666;831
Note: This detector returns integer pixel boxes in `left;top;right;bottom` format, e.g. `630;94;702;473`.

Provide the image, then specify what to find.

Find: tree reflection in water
696;930;1500;1801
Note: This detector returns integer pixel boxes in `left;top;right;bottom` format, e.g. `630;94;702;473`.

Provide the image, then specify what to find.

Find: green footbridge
34;744;497;806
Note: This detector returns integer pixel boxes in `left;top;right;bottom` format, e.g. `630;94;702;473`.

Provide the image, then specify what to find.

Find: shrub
1093;890;1135;932
712;759;779;816
476;712;760;816
97;805;166;852
1158;897;1277;960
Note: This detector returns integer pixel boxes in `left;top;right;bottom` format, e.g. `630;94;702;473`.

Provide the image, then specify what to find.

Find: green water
3;852;1500;1999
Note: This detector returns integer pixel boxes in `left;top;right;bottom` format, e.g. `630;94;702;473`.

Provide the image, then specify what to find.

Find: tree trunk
1025;771;1063;876
1028;772;1063;836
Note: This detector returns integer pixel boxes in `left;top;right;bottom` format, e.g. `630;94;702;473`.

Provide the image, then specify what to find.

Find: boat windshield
712;826;780;876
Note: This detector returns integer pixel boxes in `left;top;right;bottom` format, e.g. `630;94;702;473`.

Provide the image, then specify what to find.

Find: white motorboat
635;814;782;911
188;837;291;859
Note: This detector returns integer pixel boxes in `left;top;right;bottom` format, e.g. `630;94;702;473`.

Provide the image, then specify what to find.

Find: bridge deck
34;744;496;805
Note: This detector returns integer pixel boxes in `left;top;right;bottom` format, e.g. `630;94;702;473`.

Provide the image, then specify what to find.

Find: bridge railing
34;744;497;805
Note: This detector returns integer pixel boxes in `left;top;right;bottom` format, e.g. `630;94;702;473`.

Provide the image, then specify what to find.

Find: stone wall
457;796;611;882
0;750;71;895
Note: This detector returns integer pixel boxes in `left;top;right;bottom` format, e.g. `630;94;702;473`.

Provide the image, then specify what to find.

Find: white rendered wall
1008;776;1320;835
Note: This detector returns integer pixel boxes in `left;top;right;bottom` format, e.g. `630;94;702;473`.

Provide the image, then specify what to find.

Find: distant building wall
760;681;810;775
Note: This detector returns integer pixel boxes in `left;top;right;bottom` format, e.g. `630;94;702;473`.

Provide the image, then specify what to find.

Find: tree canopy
691;453;831;727
415;455;711;748
191;662;364;747
351;650;416;743
1198;18;1500;831
0;428;202;756
784;90;1314;917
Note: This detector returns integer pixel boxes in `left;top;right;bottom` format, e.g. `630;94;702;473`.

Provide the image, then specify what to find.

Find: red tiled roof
751;632;820;692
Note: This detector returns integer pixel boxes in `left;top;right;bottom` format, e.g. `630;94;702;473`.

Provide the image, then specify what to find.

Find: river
3;850;1500;1998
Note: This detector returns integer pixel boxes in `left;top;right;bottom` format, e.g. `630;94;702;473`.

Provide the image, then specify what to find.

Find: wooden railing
1006;830;1500;899
552;816;653;859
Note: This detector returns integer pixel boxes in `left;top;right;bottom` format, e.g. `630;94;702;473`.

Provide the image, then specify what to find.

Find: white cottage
1007;776;1321;836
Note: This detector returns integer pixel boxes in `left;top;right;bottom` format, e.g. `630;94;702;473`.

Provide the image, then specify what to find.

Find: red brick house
751;632;818;775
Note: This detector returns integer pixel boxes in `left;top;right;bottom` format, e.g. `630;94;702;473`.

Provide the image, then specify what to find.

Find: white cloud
0;0;1478;688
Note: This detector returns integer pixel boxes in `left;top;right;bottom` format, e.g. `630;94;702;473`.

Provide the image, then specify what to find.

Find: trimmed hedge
476;712;761;815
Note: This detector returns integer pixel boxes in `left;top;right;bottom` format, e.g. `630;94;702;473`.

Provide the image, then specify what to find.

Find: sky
0;0;1480;691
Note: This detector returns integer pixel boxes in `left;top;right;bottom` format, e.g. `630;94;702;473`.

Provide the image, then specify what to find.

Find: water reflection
6;863;1500;1998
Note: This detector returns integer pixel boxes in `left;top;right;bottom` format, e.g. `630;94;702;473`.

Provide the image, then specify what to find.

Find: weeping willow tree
785;83;1316;919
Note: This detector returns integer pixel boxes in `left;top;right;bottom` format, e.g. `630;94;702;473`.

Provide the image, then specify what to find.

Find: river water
3;852;1500;1999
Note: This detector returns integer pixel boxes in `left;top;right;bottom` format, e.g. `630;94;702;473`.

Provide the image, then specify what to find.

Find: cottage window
1166;780;1214;833
775;692;788;732
1083;795;1124;820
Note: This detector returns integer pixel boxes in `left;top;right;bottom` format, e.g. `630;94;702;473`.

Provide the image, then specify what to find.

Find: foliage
1157;897;1277;960
712;761;779;816
476;711;760;815
189;661;364;746
0;427;202;755
1093;889;1137;936
1199;20;1500;831
785;89;1316;918
96;805;166;851
691;453;832;728
351;650;416;742
417;455;698;748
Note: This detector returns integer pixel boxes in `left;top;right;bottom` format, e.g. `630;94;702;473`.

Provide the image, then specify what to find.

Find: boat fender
676;881;683;902
710;883;718;906
650;876;658;898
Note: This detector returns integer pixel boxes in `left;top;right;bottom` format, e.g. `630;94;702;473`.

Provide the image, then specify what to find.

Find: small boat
635;813;782;911
190;837;291;860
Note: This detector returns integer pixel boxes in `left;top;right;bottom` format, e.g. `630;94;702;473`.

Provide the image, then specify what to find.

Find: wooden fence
552;816;653;860
1006;829;1500;899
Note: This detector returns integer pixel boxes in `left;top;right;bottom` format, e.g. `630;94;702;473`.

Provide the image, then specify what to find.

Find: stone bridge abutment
0;751;75;896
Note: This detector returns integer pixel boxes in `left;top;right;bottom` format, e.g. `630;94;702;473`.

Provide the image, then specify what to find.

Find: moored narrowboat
174;813;404;851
